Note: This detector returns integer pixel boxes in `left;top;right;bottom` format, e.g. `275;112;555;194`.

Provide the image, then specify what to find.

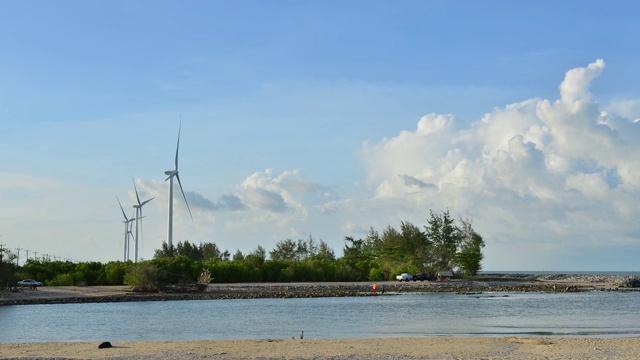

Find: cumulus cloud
359;59;640;253
242;187;288;212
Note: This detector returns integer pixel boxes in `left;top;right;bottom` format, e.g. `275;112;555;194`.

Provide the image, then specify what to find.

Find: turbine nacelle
133;198;154;208
164;169;178;179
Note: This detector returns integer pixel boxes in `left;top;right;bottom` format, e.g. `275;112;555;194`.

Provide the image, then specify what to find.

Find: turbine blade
116;196;129;221
175;120;181;170
132;176;142;206
176;174;193;221
141;197;154;207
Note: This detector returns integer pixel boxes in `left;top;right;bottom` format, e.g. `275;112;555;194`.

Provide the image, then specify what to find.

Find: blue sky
1;1;639;271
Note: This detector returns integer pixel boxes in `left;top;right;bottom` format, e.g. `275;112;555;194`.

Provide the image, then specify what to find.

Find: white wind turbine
126;218;134;261
117;196;135;262
164;121;193;250
132;178;154;263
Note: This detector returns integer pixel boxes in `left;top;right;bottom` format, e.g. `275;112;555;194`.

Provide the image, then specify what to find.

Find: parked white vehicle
18;279;43;287
396;273;413;282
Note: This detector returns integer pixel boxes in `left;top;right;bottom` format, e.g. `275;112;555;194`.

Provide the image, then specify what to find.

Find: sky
1;1;640;271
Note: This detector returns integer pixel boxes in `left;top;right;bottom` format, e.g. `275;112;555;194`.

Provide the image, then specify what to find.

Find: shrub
48;273;75;286
123;262;159;292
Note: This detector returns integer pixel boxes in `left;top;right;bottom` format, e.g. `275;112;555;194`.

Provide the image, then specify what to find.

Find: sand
1;337;639;359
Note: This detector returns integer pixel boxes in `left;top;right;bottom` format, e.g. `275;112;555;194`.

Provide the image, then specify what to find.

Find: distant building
437;270;453;281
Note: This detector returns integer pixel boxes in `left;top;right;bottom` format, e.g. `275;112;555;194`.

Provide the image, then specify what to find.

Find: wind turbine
116;197;135;262
132;177;154;263
164;121;193;251
126;215;134;261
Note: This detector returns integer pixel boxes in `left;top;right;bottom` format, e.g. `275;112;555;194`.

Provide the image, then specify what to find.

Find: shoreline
2;337;640;359
3;276;639;359
1;274;638;306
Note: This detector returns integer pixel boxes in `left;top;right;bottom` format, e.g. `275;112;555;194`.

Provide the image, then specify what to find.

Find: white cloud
356;59;640;269
606;99;640;123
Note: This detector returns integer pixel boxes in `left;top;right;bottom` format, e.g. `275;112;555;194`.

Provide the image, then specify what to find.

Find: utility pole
16;248;22;266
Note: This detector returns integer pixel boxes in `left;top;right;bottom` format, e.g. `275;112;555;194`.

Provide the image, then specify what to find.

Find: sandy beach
2;337;640;359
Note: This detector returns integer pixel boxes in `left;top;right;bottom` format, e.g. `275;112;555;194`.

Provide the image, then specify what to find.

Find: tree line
1;210;484;288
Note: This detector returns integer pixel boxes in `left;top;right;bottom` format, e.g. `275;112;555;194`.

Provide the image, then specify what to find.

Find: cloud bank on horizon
126;59;640;271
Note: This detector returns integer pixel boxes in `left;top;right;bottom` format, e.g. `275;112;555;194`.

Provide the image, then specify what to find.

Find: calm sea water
2;291;639;343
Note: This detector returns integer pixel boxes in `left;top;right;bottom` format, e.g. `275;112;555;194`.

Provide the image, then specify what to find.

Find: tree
154;242;174;258
104;261;132;285
400;221;431;264
0;247;17;287
232;249;245;261
425;210;460;272
201;242;222;261
175;240;201;260
379;225;403;259
221;250;231;261
455;218;485;276
313;240;335;261
342;236;374;280
245;245;266;266
270;239;298;261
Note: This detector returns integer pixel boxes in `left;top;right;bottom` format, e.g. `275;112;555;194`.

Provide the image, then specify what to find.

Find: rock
98;341;112;349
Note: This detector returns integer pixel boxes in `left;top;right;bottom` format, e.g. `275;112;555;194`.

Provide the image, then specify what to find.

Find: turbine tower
117;197;135;261
126;215;134;260
164;121;193;251
132;178;154;263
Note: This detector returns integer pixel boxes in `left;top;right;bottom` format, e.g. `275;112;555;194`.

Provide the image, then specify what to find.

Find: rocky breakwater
478;273;640;290
3;276;638;306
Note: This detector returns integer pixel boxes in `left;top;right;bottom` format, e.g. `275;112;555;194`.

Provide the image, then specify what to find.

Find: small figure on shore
372;283;377;295
300;330;304;339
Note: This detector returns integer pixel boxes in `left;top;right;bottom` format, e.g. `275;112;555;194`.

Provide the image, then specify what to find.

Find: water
1;291;639;343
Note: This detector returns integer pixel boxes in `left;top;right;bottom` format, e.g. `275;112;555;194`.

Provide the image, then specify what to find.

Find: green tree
175;240;201;260
154;242;174;258
269;239;298;261
104;261;132;285
425;210;460;272
0;247;17;287
201;242;222;261
244;246;266;267
400;221;431;264
313;240;336;261
342;236;375;280
232;249;245;261
455;218;485;276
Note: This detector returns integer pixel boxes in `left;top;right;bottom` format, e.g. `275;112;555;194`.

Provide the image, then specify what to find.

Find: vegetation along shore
2;210;638;307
